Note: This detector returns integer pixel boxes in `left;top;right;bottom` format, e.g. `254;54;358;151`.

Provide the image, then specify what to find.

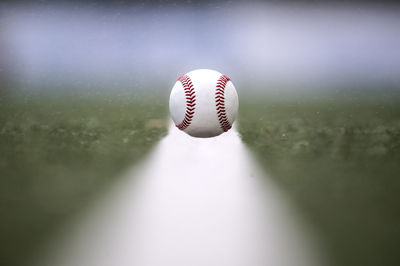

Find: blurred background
2;0;400;96
1;0;399;266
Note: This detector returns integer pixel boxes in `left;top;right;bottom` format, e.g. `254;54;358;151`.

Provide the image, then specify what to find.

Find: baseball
169;69;239;138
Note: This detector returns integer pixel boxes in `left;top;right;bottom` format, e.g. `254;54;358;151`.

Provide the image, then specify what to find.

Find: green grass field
1;92;399;266
0;94;168;266
239;95;400;266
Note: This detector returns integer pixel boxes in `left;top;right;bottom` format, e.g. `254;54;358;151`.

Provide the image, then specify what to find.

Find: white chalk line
36;124;325;266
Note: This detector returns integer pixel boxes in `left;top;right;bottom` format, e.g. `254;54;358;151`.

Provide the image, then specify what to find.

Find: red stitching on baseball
215;74;232;132
176;74;196;130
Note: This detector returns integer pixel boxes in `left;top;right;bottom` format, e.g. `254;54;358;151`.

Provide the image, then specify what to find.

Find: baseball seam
215;75;232;132
176;74;196;130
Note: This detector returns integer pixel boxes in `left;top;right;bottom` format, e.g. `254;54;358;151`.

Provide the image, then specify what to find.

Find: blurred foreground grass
0;94;168;266
1;92;400;266
239;95;400;266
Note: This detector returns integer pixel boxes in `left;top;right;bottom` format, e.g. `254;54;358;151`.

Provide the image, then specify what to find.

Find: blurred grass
0;93;168;266
1;91;400;266
239;95;400;266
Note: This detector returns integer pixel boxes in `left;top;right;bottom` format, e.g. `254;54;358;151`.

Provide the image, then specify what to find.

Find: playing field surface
1;92;399;266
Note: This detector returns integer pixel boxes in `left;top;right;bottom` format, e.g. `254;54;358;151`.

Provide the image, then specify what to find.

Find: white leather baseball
169;69;239;138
